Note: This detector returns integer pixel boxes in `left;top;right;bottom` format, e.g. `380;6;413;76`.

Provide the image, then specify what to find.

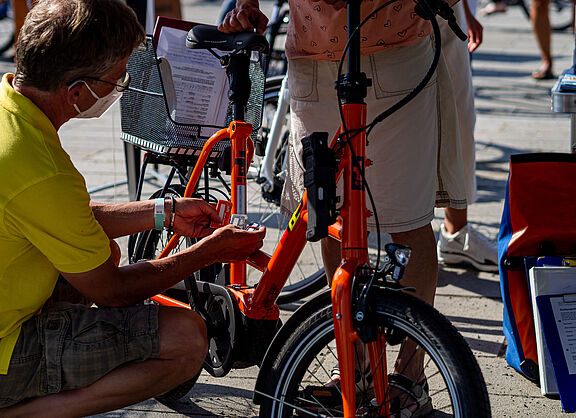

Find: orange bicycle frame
152;67;388;418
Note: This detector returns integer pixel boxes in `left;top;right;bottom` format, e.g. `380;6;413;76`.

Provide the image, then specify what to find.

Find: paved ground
3;0;576;416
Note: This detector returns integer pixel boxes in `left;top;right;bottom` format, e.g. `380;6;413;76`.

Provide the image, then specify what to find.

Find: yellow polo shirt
0;74;111;374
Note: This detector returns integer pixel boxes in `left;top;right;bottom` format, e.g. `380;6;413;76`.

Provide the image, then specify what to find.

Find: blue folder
536;294;576;412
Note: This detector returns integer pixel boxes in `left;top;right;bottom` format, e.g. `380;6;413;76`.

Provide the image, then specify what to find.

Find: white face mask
69;80;123;119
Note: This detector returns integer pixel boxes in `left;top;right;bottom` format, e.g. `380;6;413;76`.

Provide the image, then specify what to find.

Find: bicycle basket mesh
120;37;264;156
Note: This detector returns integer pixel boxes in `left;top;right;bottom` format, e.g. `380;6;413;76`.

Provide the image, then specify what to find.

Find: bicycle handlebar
186;24;270;53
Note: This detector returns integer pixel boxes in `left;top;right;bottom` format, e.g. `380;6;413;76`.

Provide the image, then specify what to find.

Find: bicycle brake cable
335;0;398;272
335;0;444;271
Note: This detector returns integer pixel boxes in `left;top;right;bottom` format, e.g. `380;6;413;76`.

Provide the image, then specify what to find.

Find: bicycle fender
253;289;331;405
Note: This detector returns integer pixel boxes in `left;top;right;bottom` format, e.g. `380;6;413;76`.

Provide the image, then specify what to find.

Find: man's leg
531;0;553;78
322;224;438;304
444;207;468;234
321;236;341;284
321;224;437;387
389;224;438;305
2;306;207;418
388;224;437;387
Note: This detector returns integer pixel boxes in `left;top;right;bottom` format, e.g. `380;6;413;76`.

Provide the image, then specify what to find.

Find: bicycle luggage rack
120;36;265;158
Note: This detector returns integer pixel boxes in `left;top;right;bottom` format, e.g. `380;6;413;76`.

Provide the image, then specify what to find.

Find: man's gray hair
14;0;145;92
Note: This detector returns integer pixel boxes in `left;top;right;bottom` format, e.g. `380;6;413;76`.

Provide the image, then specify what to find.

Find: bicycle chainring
196;281;240;378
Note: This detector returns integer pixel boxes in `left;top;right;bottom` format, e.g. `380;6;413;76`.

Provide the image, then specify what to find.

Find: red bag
499;153;576;380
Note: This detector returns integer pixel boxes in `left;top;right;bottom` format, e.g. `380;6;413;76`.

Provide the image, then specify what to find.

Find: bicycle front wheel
258;289;491;417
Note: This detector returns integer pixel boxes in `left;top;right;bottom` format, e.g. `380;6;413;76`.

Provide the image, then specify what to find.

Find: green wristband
154;198;165;230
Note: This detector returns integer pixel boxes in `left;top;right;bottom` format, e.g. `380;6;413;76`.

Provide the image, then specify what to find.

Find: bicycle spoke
259;291;490;417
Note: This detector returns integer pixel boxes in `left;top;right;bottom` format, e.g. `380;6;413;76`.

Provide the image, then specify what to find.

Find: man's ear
65;81;83;105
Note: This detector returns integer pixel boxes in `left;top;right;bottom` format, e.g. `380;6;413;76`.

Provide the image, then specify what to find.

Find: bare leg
531;0;553;77
322;224;437;304
390;224;438;305
110;239;122;266
386;225;438;388
321;236;342;285
322;224;437;380
443;207;468;234
1;307;208;418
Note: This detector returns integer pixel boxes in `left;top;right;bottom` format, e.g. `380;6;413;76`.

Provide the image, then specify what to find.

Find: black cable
334;0;443;271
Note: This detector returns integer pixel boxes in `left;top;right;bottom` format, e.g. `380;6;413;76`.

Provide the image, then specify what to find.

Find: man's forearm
96;240;218;307
90;200;171;238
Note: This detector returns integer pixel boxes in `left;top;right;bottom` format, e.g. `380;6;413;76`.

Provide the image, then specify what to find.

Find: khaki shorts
281;36;467;233
0;303;160;408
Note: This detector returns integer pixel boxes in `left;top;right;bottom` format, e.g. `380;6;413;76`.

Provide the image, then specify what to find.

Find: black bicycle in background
480;0;574;32
0;0;14;57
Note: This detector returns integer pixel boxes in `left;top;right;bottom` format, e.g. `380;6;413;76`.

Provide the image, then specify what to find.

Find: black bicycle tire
128;186;203;402
0;33;12;55
277;268;327;305
129;185;188;265
251;77;328;304
264;4;289;77
0;5;14;56
154;372;201;403
550;0;574;32
258;289;491;417
517;0;574;32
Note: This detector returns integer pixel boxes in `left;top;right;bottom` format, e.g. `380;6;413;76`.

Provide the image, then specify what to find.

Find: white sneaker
437;224;499;272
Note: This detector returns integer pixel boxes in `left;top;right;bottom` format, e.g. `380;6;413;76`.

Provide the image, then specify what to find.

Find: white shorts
441;2;478;204
280;36;467;234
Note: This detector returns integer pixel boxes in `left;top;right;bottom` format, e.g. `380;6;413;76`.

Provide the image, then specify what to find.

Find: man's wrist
154;198;165;230
153;197;176;230
165;196;176;230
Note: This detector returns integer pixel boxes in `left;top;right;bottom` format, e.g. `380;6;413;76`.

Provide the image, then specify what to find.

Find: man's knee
158;307;208;373
109;239;121;266
390;224;434;245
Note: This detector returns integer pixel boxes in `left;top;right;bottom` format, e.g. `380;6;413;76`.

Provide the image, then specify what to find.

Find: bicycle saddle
186;25;269;53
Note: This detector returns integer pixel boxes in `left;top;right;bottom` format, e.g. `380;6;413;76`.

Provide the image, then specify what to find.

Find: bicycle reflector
302;132;337;242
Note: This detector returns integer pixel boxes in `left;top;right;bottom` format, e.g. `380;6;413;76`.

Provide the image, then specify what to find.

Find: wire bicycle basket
120;36;265;157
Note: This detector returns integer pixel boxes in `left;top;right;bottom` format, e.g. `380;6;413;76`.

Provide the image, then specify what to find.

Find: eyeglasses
86;72;131;92
69;72;131;92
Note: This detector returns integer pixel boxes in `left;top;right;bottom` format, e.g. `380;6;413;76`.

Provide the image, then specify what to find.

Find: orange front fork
331;102;389;416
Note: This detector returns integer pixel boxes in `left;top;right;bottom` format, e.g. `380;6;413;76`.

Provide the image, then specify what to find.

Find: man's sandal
388;373;433;418
532;68;555;80
330;366;375;400
297;366;375;412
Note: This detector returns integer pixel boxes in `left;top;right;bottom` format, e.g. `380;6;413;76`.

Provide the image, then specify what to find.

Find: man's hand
465;13;483;52
463;0;483;52
172;198;220;238
198;224;266;263
62;223;265;307
218;0;268;34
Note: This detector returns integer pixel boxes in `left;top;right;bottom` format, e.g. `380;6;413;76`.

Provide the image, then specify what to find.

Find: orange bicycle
122;1;491;415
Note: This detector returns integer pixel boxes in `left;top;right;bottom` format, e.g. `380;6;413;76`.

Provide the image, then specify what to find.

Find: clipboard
150;16;230;129
536;293;576;412
528;266;576;396
152;16;196;48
